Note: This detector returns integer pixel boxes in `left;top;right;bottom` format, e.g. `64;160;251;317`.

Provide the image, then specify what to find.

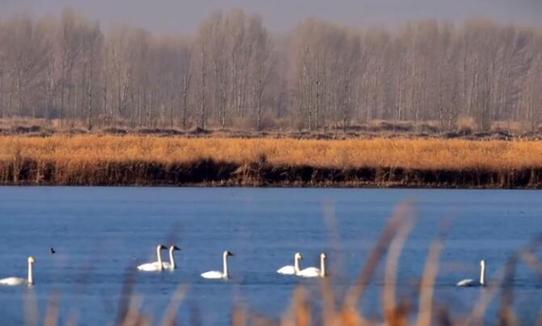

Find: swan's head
28;256;35;264
480;260;486;267
157;244;167;250
294;252;303;260
224;251;235;257
171;245;181;251
321;252;327;260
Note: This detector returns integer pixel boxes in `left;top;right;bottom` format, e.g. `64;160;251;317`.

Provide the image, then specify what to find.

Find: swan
137;244;167;272
161;245;181;270
0;256;35;286
298;253;327;278
457;260;486;287
201;251;234;280
277;252;303;275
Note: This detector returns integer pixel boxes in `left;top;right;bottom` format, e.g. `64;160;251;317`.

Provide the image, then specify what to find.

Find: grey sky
1;0;540;33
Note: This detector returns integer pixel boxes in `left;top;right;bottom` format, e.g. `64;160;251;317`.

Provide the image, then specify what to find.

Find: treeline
0;9;541;131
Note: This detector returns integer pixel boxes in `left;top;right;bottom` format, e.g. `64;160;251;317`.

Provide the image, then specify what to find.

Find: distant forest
0;9;541;132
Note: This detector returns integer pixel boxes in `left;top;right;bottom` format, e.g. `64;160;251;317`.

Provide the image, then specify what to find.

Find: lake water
0;187;541;325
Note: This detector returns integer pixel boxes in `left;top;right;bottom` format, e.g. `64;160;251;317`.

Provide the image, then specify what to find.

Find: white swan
298;253;327;278
277;252;303;275
161;246;181;270
457;260;486;287
137;245;167;272
0;256;35;286
201;251;234;280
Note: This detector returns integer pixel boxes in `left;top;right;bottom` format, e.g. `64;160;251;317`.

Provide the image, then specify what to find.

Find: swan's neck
169;248;176;269
294;256;301;274
480;262;486;286
28;261;33;285
320;256;326;277
156;247;163;271
223;254;229;279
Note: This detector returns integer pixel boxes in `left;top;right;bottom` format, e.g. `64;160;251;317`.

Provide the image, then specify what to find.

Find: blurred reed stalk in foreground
29;203;542;325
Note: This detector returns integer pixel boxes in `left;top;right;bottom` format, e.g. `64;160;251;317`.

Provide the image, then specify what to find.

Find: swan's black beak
159;245;167;250
227;251;235;256
173;246;181;251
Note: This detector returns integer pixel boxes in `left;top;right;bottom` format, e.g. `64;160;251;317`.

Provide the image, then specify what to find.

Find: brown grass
1;135;542;187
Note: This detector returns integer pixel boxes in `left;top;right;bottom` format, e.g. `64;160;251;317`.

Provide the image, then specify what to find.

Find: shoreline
2;160;541;189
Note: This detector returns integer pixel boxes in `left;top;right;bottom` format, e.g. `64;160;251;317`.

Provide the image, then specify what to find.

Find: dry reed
1;136;542;187
20;204;542;326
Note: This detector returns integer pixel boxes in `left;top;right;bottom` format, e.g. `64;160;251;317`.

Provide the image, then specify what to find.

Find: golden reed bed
1;136;542;187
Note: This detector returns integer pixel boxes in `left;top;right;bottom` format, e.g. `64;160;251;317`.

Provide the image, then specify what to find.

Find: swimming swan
457;260;486;287
161;246;181;270
298;253;327;278
0;256;35;286
201;251;234;280
277;252;303;275
137;245;167;272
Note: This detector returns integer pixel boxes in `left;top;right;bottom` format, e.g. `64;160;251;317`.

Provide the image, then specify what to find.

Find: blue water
0;187;541;325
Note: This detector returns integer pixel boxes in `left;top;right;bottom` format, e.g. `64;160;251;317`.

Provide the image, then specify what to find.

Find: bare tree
0;9;541;133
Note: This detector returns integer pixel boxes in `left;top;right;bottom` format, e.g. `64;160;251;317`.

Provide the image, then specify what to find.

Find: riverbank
1;135;541;188
2;118;541;141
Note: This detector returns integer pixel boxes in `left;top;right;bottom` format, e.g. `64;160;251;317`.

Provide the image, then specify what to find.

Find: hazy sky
1;0;541;33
